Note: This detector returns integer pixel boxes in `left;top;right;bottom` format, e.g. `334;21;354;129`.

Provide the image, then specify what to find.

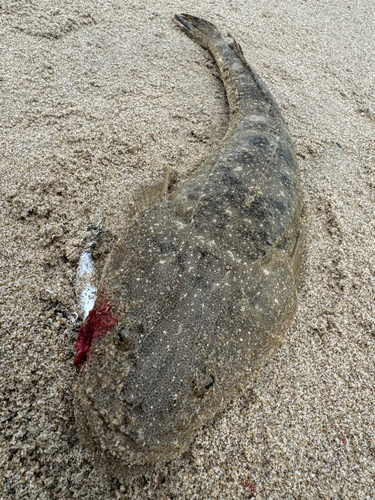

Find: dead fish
74;13;303;478
75;221;105;322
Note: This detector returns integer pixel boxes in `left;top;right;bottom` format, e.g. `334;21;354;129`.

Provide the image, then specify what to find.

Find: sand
1;0;375;498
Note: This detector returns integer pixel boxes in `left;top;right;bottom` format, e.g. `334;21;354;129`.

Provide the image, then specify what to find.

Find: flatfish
74;14;303;477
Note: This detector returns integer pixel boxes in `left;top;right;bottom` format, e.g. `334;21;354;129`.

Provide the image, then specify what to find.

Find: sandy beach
1;0;375;498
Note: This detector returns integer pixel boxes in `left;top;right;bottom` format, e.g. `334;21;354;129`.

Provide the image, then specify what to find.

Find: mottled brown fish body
74;14;302;477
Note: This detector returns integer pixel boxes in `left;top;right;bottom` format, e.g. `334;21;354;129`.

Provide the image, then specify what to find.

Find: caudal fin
173;13;221;49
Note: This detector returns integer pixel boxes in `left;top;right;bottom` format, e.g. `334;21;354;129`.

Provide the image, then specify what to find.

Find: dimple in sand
74;13;303;480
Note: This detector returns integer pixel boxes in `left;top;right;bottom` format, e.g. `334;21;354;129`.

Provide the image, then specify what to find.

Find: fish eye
205;374;215;390
118;330;124;342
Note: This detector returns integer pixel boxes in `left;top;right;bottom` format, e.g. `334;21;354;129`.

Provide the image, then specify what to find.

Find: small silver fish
75;221;106;321
76;250;97;320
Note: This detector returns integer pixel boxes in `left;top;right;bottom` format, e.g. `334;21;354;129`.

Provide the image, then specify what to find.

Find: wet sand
1;1;375;498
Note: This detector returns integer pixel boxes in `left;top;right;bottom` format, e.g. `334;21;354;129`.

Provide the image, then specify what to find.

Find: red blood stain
74;301;118;367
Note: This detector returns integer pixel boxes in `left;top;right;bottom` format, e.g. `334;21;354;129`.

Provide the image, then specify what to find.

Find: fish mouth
78;391;181;463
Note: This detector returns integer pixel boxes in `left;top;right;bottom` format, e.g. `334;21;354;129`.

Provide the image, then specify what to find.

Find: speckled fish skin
74;14;302;475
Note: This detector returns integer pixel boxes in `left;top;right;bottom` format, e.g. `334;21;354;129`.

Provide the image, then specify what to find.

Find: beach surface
1;1;375;498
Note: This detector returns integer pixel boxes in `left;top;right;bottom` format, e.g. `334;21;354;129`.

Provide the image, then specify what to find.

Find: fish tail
174;13;285;126
174;13;246;63
173;13;221;50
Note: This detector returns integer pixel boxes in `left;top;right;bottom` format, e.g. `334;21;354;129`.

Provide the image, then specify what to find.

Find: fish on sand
74;13;303;479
